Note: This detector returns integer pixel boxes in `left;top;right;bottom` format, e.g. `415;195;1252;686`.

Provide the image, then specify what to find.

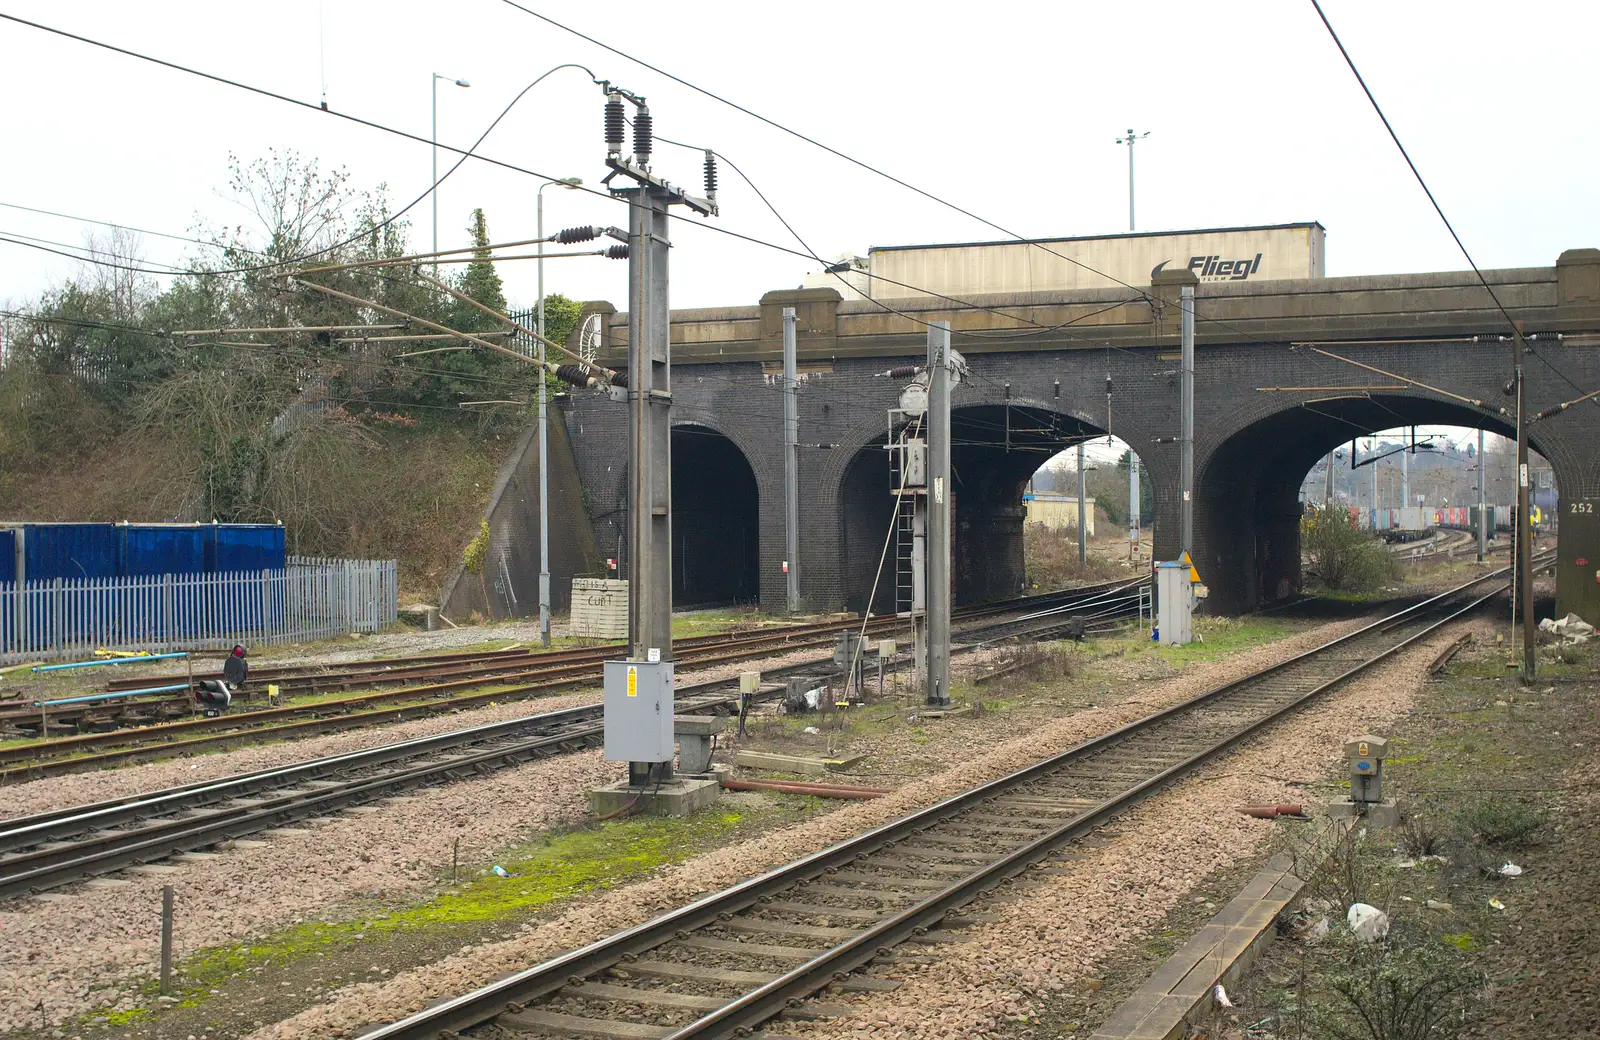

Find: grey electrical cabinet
603;659;675;762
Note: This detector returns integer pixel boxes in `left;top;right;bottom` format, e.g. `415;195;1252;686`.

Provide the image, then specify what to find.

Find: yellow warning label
626;666;637;697
1180;551;1201;583
1358;741;1369;757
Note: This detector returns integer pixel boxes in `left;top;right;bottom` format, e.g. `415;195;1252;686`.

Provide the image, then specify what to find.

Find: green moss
84;807;775;1026
1442;932;1481;951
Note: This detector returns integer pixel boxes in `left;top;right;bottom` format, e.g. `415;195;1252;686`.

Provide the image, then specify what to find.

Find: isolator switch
1345;734;1388;806
603;659;675;762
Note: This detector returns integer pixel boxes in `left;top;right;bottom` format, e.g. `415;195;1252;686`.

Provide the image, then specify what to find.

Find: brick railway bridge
450;249;1600;624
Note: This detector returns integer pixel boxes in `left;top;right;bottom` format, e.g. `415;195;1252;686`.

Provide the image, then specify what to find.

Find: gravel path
244;612;1379;1040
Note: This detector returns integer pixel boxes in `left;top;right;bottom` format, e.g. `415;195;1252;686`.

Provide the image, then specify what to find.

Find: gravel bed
0;745;618;1034
260;621;571;668
778;624;1480;1039
0;646;829;824
245;612;1379;1040
0;688;608;822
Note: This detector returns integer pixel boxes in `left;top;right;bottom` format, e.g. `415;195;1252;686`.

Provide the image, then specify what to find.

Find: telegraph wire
0;229;197;274
499;1;1154;297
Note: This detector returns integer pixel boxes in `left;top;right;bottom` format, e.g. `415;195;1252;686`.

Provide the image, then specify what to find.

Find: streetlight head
560;177;583;187
455;79;471;88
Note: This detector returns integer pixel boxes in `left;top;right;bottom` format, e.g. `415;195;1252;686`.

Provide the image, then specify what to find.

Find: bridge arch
669;418;764;607
1195;390;1575;613
824;390;1163;614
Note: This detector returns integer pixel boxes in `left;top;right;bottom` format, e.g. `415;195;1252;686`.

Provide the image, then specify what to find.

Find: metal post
1477;427;1487;561
1179;284;1195;557
626;187;673;661
782;306;800;613
431;78;438;272
1127;135;1136;231
1402;428;1410;508
1129;454;1141;559
1372;438;1379;509
926;321;952;706
536;189;551;647
160;884;174;994
1513;336;1535;679
1324;450;1335;506
1077;442;1088;564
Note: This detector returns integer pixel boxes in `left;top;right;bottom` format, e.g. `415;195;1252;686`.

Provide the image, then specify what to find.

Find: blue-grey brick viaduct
553;249;1600;623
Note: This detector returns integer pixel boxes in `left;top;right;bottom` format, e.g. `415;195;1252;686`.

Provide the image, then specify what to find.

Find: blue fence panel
206;524;286;573
23;523;117;580
119;525;207;578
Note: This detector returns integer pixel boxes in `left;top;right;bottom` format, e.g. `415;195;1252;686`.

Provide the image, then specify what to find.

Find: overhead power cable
0;229;196;274
502;1;1325;358
0;309;556;391
498;1;1151;297
0;11;601;276
647;131;1153;356
1308;0;1588;400
8;9;1295;380
0;199;272;256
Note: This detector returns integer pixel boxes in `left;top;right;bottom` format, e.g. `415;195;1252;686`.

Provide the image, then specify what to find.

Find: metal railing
0;556;397;664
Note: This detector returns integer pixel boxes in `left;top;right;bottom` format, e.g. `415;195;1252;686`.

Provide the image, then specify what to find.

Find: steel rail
667;581;1508;1039
356;565;1519;1040
4;582;1143;774
0;626;889;771
0;701;631;851
0;714;612;900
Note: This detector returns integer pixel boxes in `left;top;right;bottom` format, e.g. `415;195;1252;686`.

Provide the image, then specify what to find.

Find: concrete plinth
1327;798;1399;829
585;777;722;818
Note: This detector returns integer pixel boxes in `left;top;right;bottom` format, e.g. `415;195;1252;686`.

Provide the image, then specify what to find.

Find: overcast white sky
1;1;1596;315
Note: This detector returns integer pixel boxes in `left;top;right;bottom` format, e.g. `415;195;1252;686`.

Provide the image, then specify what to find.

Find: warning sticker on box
627;665;637;697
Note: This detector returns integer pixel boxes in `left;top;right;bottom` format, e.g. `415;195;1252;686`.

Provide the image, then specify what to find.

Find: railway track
0;682;757;902
0;578;1164;895
0;580;1143;774
349;564;1529;1040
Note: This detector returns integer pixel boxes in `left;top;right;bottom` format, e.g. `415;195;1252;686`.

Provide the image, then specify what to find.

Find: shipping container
0;528;13;583
118;523;207;577
206;524;286;573
852;223;1326;300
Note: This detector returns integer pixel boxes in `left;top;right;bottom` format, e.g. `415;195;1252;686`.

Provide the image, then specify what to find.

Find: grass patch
671;607;774;640
84;802;819;1028
1455;796;1546;848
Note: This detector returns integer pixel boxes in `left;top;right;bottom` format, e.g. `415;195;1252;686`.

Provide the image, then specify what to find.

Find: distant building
803;223;1326;301
1024;493;1095;536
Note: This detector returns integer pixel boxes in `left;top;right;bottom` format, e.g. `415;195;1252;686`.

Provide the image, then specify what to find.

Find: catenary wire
1307;0;1588;399
0;11;602;276
0;229;197;274
11;6;1517;422
498;0;1301;353
0;199;273;259
2;10;1213;369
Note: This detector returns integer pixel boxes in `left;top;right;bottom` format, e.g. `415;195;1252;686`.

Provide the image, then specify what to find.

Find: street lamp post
536;177;583;647
1114;129;1151;232
431;73;471;272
